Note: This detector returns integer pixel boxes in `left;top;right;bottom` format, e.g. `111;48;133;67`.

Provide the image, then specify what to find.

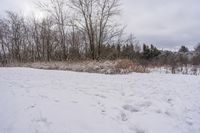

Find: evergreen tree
178;46;189;53
195;43;200;53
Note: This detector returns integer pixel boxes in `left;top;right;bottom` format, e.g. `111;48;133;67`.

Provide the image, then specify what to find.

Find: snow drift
0;68;200;133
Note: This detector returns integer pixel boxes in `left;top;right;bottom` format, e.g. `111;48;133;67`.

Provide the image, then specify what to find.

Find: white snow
149;66;200;75
0;68;200;133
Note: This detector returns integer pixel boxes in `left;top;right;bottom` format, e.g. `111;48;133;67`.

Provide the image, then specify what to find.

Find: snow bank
150;66;200;75
0;68;200;133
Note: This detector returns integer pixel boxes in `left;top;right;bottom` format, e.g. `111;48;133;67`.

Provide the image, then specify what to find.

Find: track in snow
0;68;200;133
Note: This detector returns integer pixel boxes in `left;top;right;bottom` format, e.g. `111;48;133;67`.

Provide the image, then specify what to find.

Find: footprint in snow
39;94;49;99
134;128;146;133
27;104;36;110
71;101;78;103
54;99;60;103
121;92;125;96
186;117;193;126
129;126;146;133
122;104;140;113
186;120;193;126
167;98;174;106
95;94;106;99
32;117;52;127
120;112;128;121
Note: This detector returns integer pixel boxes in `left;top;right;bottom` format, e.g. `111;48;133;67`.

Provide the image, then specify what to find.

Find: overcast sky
0;0;200;50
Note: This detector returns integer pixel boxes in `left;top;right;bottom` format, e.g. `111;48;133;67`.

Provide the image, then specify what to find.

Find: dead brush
115;59;149;73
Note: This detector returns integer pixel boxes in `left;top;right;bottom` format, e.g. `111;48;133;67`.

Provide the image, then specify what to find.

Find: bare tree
69;0;122;59
31;17;42;61
0;19;8;65
5;11;26;62
37;0;69;60
96;0;121;59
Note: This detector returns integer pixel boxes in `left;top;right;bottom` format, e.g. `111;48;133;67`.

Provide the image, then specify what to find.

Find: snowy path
0;68;200;133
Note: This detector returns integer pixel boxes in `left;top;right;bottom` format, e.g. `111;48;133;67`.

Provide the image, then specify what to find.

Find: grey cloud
0;0;200;50
0;0;38;16
122;0;200;49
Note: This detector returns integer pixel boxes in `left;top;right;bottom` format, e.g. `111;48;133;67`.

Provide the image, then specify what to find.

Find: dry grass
115;59;135;69
116;59;149;73
2;59;149;74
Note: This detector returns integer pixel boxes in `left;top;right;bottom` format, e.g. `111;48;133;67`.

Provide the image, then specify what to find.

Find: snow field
0;68;200;133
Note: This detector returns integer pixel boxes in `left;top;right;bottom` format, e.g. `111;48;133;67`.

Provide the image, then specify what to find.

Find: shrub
115;59;135;69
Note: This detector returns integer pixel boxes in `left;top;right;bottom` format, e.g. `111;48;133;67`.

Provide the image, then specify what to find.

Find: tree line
0;0;200;67
0;0;124;63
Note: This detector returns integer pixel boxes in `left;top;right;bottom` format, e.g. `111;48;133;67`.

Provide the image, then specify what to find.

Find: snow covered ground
150;66;200;75
0;68;200;133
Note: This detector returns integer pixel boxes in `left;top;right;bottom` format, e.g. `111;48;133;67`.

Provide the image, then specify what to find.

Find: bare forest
0;0;200;71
